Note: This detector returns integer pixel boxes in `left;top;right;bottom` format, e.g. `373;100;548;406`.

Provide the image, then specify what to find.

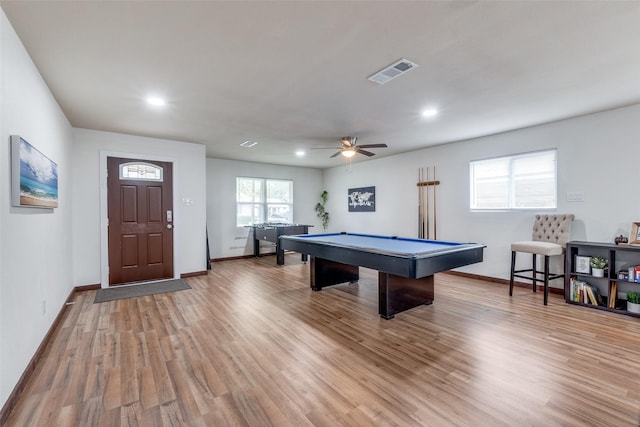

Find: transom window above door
119;162;164;181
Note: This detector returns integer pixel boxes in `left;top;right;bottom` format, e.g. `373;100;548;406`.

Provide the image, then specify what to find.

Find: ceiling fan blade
341;136;356;148
330;151;343;158
357;144;388;149
311;146;341;150
357;149;376;157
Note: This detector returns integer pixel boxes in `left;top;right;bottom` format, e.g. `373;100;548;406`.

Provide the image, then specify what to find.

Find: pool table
279;232;485;319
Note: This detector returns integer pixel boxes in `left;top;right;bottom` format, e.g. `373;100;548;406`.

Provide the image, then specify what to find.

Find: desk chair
509;214;574;305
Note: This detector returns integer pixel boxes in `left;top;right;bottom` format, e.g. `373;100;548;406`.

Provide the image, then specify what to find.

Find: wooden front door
107;157;174;286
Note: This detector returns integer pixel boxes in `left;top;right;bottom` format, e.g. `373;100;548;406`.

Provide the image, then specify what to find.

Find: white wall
1;0;638;410
0;10;74;406
322;104;640;287
71;128;207;286
0;10;5;409
206;158;322;258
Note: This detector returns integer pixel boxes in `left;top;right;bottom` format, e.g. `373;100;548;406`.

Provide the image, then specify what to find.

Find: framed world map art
348;186;375;212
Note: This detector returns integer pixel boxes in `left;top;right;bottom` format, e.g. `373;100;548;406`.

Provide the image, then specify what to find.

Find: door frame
99;150;180;289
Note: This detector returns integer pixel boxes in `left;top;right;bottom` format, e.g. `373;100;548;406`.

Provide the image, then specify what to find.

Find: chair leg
543;255;550;305
532;254;537;292
509;251;516;296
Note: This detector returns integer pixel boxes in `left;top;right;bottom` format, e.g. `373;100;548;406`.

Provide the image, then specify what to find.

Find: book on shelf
570;277;586;304
570;276;581;302
587;286;604;306
590;285;603;306
570;277;604;306
609;281;618;309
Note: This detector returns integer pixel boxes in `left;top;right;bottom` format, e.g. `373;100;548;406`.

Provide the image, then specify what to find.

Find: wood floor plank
165;358;203;421
103;366;122;410
159;400;185;427
4;254;640;426
145;330;175;405
202;393;249;427
120;331;140;406
79;395;106;426
138;366;158;410
55;404;80;427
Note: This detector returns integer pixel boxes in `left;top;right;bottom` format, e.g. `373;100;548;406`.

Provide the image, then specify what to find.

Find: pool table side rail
282;233;476;256
279;234;484;278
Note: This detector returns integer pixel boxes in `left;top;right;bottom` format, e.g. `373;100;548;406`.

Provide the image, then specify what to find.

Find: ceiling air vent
240;140;258;147
368;58;419;85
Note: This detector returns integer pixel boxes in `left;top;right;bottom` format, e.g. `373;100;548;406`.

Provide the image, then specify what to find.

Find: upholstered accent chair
509;214;575;305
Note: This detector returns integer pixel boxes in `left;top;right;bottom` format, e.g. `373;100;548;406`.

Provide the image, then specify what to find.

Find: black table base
310;257;435;319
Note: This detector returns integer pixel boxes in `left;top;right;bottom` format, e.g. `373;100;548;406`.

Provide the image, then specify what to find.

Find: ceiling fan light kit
341;149;356;158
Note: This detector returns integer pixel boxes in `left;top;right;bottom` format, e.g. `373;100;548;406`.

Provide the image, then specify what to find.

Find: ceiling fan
315;136;388;158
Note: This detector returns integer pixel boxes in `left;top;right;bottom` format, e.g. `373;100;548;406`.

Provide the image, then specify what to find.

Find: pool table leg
378;273;434;319
310;257;359;291
276;245;285;265
253;235;260;257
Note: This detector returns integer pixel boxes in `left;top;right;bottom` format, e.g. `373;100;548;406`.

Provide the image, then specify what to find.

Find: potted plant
590;256;607;277
627;291;640;314
315;190;330;230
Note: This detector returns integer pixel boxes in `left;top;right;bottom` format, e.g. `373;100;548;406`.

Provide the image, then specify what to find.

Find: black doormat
94;279;191;303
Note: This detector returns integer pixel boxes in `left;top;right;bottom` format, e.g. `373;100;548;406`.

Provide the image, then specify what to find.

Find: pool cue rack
417;166;440;239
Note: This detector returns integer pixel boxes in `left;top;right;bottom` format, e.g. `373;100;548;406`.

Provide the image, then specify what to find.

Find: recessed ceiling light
295;151;305;157
422;108;438;118
240;140;258;147
146;96;166;106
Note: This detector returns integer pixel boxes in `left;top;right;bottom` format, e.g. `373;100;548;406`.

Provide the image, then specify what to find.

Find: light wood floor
5;255;640;426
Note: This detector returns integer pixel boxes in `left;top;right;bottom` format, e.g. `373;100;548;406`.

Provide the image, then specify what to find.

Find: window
120;162;163;181
470;149;556;210
236;177;293;226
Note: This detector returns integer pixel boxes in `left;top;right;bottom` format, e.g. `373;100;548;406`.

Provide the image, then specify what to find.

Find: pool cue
418;168;424;239
425;167;430;239
420;167;424;239
418;167;424;238
433;166;437;240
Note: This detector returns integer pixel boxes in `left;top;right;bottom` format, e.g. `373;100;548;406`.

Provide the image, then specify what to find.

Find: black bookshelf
565;241;640;317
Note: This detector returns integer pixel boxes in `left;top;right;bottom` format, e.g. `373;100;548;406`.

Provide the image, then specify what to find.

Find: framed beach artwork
11;135;59;208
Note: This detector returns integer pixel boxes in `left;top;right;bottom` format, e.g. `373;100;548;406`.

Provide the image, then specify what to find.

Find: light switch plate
566;191;584;202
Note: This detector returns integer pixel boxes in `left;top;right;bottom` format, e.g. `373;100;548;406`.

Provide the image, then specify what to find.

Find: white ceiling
2;1;640;169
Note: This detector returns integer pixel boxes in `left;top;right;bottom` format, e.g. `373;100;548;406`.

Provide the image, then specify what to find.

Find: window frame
469;149;557;211
236;177;294;226
119;161;164;181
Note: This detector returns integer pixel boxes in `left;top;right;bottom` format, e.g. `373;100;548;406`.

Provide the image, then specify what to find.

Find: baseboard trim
443;270;565;295
211;252;276;263
180;270;208;278
0;285;79;425
73;283;100;292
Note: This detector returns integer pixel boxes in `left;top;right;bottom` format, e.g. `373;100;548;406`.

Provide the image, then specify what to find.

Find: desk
249;223;313;265
280;232;485;318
